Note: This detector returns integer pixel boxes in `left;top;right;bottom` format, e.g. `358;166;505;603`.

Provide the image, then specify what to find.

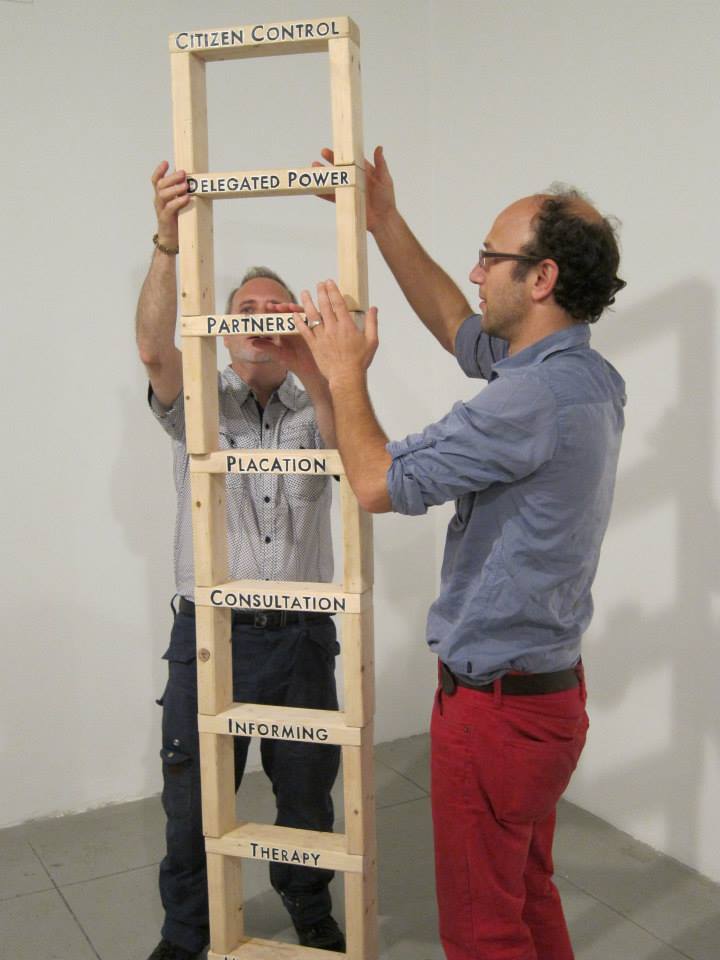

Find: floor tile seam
27;839;102;959
559;873;696;959
53;860;163;890
374;757;430;795
54;884;103;960
0;885;55;903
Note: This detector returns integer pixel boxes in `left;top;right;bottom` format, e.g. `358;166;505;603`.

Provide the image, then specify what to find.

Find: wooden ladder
168;16;376;960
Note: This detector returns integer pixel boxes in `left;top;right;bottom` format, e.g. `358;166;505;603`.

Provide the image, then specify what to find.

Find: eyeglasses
477;249;543;269
477;249;627;300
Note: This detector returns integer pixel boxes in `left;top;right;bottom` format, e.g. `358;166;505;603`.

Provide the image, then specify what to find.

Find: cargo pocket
160;745;194;819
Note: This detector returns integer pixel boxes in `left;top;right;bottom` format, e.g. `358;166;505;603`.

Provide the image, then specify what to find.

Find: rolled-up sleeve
148;384;186;442
386;372;558;515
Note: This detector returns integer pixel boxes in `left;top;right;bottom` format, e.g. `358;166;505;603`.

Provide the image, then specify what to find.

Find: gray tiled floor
2;733;718;960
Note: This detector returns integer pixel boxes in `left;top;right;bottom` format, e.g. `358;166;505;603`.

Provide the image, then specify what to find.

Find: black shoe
146;939;203;960
294;915;346;952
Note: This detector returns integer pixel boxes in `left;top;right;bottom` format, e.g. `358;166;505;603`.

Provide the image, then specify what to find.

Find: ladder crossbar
190;448;345;476
184;165;361;198
181;312;365;338
195;581;369;614
209;937;346;960
170;17;359;60
199;703;362;746
206;823;363;873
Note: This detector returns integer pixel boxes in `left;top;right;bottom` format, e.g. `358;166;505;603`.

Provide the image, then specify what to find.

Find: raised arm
135;161;190;407
317;146;472;353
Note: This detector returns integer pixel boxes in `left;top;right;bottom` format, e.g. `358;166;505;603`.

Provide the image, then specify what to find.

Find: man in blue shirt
298;147;626;960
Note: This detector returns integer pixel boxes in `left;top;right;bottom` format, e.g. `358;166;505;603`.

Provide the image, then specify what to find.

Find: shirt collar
220;365;304;411
493;324;591;372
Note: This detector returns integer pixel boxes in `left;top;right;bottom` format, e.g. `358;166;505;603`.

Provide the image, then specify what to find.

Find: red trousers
431;671;588;960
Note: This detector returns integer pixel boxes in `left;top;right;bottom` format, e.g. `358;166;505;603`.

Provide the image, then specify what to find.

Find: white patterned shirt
149;366;333;599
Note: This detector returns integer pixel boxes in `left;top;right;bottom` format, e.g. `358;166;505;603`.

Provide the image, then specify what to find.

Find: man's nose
469;263;484;283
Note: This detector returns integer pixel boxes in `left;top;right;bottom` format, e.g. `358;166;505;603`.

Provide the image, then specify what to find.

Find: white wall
1;1;719;882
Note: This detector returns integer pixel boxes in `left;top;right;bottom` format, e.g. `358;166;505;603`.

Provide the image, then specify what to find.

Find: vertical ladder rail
169;17;376;960
171;49;242;955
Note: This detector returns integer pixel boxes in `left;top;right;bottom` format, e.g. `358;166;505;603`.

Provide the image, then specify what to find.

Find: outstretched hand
312;145;396;233
295;281;379;387
151;161;191;247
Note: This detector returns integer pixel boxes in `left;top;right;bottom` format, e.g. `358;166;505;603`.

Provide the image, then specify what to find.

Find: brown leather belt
177;596;332;629
439;661;580;696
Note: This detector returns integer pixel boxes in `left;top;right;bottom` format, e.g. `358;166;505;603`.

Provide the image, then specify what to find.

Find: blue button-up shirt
386;316;626;682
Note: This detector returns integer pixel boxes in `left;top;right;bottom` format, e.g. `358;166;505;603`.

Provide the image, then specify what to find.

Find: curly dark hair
513;187;625;324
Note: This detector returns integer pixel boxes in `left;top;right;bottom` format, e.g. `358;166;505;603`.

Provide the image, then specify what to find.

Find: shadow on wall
576;280;720;939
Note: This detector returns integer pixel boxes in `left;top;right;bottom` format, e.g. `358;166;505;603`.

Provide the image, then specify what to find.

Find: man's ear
531;259;559;303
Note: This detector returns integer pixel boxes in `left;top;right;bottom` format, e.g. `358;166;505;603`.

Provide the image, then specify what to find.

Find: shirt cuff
385;436;435;516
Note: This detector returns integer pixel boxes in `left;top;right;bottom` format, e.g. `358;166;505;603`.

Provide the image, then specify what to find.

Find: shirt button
265;536;271;544
172;738;180;747
264;496;270;504
264;423;270;429
167;751;174;758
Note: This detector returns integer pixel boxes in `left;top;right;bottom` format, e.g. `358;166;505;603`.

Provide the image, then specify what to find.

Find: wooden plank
191;448;344;476
328;38;364;166
189;472;229;587
209;937;345;960
184;165;358;198
207;852;244;954
196;605;232;716
183;312;305;337
182;311;365;337
342;728;376;854
335;184;368;312
200;731;236;838
344;865;378;960
171;51;217;453
342;613;375;728
206;823;362;873
199;703;361;746
195;581;370;615
169;17;359;60
341;479;373;592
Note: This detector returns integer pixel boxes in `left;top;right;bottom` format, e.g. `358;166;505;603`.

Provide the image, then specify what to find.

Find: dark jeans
158;607;341;954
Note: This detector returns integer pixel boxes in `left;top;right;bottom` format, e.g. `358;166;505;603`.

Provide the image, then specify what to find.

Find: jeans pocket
491;716;588;824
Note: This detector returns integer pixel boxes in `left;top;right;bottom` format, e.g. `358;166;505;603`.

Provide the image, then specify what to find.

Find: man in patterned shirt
135;162;345;960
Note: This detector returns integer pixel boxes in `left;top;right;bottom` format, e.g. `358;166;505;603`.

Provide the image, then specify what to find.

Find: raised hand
312;145;396;234
151;161;191;247
295;281;379;386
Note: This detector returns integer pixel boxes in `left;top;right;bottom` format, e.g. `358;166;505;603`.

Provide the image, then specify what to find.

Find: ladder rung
209;938;345;960
169;16;359;61
195;581;369;615
206;823;363;873
181;311;365;338
199;703;362;744
182;312;303;337
190;448;345;476
183;165;359;199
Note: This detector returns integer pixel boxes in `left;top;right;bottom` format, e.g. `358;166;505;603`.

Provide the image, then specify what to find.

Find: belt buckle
253;611;288;629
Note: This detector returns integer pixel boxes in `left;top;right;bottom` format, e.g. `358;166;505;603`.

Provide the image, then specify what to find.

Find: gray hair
225;267;297;313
